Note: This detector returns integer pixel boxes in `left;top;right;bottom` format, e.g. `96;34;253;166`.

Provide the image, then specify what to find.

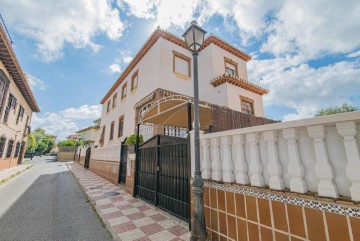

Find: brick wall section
0;158;17;171
89;159;119;185
191;181;360;241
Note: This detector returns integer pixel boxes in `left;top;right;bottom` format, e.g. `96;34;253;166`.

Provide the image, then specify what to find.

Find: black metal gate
119;140;128;184
84;147;91;169
135;135;190;222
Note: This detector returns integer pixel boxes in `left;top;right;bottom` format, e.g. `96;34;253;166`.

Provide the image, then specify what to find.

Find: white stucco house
86;27;271;184
0;25;40;171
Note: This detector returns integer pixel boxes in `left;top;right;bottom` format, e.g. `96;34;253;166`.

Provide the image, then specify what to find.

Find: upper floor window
240;96;254;115
110;121;115;140
16;105;25;124
14;142;21;158
0;70;10;116
224;57;238;77
122;82;127;99
107;100;111;113
118;115;124;138
112;94;117;108
131;70;138;91
173;51;191;79
0;135;6;158
99;126;105;147
3;94;16;123
6;139;14;158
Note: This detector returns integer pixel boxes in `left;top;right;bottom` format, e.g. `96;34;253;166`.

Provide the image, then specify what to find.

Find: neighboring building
90;27;270;184
0;25;40;171
66;134;78;141
76;120;100;148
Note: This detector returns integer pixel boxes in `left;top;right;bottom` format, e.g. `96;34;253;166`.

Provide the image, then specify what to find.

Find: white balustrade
201;138;212;179
232;134;249;184
220;136;235;182
263;131;285;190
190;111;360;201
307;125;338;198
210;137;222;181
336;121;360;201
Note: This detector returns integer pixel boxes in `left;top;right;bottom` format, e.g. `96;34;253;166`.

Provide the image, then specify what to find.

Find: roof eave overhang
0;26;40;112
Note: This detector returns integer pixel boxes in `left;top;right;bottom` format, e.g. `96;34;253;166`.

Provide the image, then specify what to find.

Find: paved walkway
68;162;191;241
0;164;32;184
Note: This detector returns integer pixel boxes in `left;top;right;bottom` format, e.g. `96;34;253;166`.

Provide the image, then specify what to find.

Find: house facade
90;28;269;184
76;119;100;148
0;25;40;171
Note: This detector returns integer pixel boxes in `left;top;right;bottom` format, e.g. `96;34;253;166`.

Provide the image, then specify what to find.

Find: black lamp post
183;21;207;241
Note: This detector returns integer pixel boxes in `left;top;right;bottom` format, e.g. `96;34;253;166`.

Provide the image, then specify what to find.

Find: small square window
240;96;254;115
131;70;138;91
122;82;127;99
224;57;238;77
173;51;191;79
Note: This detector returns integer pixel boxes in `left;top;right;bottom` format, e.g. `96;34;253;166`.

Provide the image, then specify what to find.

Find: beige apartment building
88;28;270;184
0;25;40;171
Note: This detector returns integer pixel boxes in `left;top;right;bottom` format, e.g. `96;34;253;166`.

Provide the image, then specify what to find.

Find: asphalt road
0;156;113;241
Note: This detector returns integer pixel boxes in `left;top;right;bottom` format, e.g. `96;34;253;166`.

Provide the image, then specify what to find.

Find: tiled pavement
0;164;33;183
68;162;191;241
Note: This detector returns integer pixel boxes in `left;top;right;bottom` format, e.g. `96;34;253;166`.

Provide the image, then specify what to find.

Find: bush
315;102;358;116
125;134;143;145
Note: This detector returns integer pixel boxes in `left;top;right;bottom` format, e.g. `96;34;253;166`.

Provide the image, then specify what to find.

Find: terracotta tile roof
100;28;252;104
211;74;268;95
0;25;40;112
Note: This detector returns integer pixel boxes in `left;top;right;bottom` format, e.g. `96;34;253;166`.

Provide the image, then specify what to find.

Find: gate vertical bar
155;135;160;205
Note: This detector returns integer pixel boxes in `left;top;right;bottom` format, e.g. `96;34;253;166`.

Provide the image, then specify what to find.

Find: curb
66;163;121;241
0;164;34;186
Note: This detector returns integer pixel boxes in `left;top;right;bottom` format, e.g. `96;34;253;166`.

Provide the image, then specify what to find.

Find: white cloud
348;50;360;58
26;74;47;91
248;58;360;120
108;64;122;74
119;0;159;19
107;50;133;74
31;104;102;140
2;0;125;61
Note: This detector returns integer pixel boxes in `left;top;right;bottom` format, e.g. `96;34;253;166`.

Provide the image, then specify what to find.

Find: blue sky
1;0;360;140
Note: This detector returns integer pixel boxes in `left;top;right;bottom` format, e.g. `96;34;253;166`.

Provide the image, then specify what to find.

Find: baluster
307;125;338;198
336;121;360;201
201;138;211;179
221;136;235;182
283;128;307;193
246;133;265;187
210;137;222;181
232;134;249;184
263;131;285;190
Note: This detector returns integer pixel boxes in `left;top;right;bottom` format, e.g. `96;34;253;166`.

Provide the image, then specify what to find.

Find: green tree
125;134;143;145
57;140;76;147
315;102;358;117
26;132;37;152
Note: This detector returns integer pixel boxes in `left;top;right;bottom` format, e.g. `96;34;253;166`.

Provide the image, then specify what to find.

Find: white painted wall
192;111;360;201
0;60;32;158
97;36;265;162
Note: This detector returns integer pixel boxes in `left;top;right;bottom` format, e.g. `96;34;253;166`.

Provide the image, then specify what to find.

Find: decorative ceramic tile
203;181;360;218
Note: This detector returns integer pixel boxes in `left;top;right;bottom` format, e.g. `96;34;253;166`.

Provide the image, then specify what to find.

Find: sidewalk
68;162;191;241
0;164;33;184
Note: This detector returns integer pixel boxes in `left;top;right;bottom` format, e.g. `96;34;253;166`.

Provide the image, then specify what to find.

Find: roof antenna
0;13;14;45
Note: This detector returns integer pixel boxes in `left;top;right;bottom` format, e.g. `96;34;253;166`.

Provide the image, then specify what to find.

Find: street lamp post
183;21;207;241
